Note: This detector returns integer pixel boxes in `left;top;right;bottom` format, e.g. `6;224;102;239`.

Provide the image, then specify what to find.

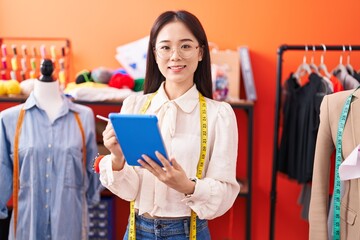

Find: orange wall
2;0;360;240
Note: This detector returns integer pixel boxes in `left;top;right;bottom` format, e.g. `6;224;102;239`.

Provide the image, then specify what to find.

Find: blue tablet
108;113;168;167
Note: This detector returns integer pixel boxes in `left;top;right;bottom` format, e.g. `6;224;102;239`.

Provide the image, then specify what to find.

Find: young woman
98;10;240;239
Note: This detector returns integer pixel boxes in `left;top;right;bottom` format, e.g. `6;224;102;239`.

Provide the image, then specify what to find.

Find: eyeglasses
154;43;200;60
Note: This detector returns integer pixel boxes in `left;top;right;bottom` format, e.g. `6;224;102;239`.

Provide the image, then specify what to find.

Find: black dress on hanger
279;72;328;183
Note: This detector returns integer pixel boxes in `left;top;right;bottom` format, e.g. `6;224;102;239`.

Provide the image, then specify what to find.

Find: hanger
332;45;347;76
346;45;354;76
312;44;333;92
317;44;331;78
309;45;319;74
293;46;311;82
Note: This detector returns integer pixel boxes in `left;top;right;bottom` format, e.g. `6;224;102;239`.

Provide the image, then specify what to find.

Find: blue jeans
123;213;211;240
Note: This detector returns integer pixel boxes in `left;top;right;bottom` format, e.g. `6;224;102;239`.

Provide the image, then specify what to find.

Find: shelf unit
0;96;254;240
230;100;254;240
0;37;71;86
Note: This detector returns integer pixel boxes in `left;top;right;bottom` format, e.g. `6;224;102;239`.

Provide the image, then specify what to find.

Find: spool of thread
1;70;6;80
30;70;36;79
12;45;17;56
59;58;65;70
20;70;26;81
57;59;65;86
61;46;66;57
50;45;56;60
21;45;28;73
2;57;7;69
58;70;66;85
1;44;7;56
30;58;36;70
40;45;46;59
22;45;28;56
21;58;27;71
32;46;37;57
11;57;18;71
10;70;17;80
11;45;18;71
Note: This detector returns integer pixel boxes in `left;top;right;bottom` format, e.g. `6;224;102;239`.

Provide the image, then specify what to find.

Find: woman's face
154;21;202;87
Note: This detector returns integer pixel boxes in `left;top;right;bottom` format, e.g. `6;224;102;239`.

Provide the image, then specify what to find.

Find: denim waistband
137;212;190;221
134;213;208;237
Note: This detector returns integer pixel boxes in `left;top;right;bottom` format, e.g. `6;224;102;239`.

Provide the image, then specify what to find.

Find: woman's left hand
138;151;196;195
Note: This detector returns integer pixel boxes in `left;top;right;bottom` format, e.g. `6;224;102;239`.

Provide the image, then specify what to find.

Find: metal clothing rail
269;44;360;240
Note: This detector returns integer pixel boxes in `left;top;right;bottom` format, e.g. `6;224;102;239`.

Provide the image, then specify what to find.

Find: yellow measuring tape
128;200;136;240
190;93;207;239
129;91;207;240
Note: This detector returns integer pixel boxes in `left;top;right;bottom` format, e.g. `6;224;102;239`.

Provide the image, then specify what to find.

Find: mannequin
309;88;360;239
33;59;63;122
0;59;102;239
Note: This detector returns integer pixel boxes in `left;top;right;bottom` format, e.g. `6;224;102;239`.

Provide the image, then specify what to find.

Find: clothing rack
269;44;360;240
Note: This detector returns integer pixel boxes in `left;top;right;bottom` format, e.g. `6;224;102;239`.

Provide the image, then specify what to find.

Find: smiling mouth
168;65;186;69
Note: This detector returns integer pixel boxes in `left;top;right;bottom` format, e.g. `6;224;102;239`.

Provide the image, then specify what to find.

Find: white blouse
99;83;240;219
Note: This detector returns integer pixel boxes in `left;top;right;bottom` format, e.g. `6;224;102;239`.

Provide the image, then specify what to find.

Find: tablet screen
109;113;168;167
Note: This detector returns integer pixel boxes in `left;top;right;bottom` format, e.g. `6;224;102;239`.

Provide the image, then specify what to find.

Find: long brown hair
143;10;213;99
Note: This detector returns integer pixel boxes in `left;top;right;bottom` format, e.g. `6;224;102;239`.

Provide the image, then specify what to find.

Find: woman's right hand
102;122;125;170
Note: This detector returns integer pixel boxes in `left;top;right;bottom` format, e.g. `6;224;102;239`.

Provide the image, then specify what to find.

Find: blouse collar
150;82;200;113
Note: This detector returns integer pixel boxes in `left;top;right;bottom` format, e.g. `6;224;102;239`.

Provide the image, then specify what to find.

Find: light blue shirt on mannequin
0;93;102;240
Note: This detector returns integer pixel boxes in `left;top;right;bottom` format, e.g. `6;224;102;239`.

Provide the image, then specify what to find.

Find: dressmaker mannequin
0;60;101;240
33;59;63;122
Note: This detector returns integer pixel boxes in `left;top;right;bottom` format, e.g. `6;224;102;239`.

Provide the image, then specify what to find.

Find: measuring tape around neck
333;87;360;239
128;91;207;240
190;92;207;240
